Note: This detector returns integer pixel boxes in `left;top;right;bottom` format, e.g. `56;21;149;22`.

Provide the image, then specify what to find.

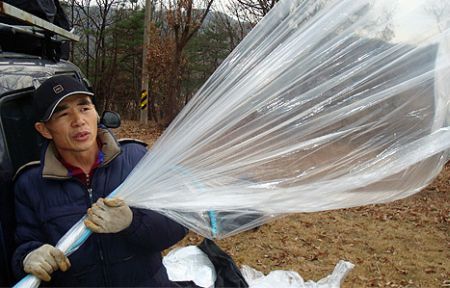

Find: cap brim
42;91;95;122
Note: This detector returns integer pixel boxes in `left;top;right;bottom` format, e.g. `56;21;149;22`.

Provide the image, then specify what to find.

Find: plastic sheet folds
116;0;450;238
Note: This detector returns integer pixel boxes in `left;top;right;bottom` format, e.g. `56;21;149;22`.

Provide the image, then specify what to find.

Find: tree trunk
162;45;182;126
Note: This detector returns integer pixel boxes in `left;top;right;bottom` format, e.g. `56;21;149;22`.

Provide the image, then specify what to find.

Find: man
11;75;187;286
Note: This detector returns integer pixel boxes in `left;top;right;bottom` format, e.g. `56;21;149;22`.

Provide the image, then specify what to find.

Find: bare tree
425;0;450;32
161;0;214;125
235;0;278;19
213;1;251;50
69;0;129;111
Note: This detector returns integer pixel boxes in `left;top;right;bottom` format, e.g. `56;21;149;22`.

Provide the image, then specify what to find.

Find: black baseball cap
33;75;94;122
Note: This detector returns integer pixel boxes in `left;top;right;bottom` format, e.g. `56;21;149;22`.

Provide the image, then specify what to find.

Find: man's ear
34;122;53;140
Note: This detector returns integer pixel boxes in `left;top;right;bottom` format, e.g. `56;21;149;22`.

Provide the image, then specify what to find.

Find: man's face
35;94;98;154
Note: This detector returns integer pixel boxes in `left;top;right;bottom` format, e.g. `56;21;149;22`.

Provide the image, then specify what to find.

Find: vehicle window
0;90;41;176
0;123;12;182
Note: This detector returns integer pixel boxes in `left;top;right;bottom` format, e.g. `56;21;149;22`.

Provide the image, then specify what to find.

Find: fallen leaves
119;120;449;288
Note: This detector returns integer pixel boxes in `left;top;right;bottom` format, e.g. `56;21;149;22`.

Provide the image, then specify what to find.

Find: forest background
62;0;280;126
63;0;450;126
63;0;450;127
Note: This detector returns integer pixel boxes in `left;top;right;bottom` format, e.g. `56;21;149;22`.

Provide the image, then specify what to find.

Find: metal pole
139;0;151;124
0;2;79;41
86;1;90;78
71;0;74;61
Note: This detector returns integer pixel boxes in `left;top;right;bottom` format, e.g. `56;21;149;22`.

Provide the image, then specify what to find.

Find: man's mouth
73;131;90;141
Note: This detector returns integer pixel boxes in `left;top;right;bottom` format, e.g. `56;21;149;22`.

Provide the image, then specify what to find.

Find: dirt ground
114;120;449;288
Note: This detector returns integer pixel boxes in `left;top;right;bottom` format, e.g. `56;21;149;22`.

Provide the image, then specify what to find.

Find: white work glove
84;197;133;233
23;244;71;282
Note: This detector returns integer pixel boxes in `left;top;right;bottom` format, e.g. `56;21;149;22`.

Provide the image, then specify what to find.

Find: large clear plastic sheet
115;0;450;238
13;0;450;286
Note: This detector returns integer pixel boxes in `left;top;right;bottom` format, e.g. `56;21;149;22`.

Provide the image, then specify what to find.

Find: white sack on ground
163;246;216;288
114;0;450;238
241;260;355;288
162;246;354;288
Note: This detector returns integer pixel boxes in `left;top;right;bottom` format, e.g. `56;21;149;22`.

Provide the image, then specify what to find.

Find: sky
392;0;444;44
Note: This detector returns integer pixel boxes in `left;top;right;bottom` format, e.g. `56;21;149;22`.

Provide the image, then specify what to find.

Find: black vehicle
0;1;90;285
0;54;89;285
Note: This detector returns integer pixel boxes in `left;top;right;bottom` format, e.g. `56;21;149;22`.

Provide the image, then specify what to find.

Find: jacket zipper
87;187;93;203
61;177;109;285
87;171;110;287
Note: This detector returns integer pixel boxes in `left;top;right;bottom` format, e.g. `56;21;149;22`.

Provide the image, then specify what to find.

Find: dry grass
114;120;449;288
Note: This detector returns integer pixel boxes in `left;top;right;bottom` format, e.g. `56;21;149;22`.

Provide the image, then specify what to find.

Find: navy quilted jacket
11;128;187;287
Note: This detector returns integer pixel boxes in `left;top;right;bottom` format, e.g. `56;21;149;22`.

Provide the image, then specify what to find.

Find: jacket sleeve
119;208;188;252
11;173;47;279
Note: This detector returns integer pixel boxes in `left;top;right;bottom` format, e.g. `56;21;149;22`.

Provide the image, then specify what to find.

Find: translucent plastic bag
14;0;450;286
116;0;450;238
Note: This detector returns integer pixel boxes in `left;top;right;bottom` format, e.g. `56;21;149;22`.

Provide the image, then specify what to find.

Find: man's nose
71;111;85;126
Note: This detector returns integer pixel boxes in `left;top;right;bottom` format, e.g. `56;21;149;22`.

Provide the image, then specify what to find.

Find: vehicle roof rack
0;1;79;42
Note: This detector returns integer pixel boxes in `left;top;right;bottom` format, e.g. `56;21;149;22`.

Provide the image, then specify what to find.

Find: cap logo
53;84;64;94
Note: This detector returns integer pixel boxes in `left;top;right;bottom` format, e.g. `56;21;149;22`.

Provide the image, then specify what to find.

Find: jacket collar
41;127;121;179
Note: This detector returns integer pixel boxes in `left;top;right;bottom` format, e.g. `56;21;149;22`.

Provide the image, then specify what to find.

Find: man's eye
57;113;68;118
